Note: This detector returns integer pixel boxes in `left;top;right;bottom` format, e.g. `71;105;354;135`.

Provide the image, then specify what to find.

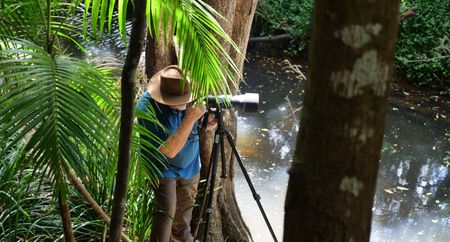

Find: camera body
205;93;259;113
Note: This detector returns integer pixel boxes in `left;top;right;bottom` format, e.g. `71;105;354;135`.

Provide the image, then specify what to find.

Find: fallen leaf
384;189;394;194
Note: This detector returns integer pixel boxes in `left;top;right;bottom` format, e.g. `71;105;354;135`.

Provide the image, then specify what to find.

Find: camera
205;93;259;113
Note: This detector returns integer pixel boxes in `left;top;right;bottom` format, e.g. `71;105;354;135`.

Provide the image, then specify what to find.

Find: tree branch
67;170;131;242
248;33;292;43
399;8;416;22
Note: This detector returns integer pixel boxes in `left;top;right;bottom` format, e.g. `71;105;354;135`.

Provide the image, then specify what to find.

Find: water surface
235;54;450;242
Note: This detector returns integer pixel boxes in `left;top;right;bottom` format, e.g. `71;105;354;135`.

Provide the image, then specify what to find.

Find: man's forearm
159;118;196;158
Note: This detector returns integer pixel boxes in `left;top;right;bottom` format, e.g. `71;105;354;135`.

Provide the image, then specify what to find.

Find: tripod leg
220;131;227;178
202;132;221;242
192;140;217;238
224;130;279;242
192;137;217;239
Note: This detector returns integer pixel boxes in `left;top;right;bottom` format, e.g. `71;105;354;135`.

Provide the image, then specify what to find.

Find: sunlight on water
235;164;288;242
234;57;450;242
235;115;290;242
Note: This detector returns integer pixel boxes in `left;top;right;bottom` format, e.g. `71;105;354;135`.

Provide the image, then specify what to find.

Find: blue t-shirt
136;91;200;179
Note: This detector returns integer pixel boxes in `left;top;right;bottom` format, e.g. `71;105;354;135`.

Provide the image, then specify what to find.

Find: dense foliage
0;0;238;240
256;0;312;38
0;132;110;240
254;0;313;54
396;0;450;88
255;0;450;90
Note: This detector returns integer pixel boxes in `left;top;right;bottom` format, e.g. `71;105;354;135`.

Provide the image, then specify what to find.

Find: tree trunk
58;189;75;242
145;15;177;77
109;0;147;241
196;0;258;241
284;1;400;242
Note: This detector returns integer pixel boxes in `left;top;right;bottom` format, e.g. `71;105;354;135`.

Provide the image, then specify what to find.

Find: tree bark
196;0;258;241
109;0;147;241
145;15;177;77
58;189;75;242
284;1;400;242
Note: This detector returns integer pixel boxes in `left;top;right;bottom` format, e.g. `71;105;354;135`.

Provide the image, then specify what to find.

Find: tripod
192;107;278;242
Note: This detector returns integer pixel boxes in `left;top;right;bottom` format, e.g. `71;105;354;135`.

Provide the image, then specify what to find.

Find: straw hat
147;65;192;105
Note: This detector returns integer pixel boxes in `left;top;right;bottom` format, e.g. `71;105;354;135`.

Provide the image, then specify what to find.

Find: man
137;65;216;242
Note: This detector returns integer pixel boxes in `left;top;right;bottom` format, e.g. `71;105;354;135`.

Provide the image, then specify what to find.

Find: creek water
234;54;450;242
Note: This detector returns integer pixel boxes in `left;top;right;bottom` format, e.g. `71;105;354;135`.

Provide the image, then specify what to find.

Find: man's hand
185;102;206;122
205;113;218;131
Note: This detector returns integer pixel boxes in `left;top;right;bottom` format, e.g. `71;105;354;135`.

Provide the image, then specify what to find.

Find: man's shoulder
137;92;172;118
137;92;154;110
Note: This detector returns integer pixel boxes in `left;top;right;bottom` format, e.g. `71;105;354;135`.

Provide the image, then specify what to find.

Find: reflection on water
235;55;450;242
371;111;450;242
234;56;302;241
235;115;291;241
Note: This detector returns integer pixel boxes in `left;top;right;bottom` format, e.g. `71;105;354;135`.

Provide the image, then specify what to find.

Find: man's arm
159;104;204;158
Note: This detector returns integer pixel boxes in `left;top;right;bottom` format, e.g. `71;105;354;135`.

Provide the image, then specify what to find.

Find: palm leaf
84;0;243;99
0;1;44;46
133;107;168;185
173;0;242;99
0;0;89;55
0;39;118;198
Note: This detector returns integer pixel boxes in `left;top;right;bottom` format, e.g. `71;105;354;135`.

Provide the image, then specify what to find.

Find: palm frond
0;39;118;195
84;0;243;99
0;1;45;46
173;0;243;99
133;107;167;185
0;0;88;55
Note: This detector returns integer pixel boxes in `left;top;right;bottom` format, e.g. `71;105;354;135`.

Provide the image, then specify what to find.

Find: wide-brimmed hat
147;65;192;105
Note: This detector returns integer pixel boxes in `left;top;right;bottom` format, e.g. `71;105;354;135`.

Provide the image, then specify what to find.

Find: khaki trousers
150;174;200;242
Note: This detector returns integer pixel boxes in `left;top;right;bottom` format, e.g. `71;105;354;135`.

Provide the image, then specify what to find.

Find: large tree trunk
145;16;177;77
109;0;147;241
196;0;258;241
284;1;400;242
